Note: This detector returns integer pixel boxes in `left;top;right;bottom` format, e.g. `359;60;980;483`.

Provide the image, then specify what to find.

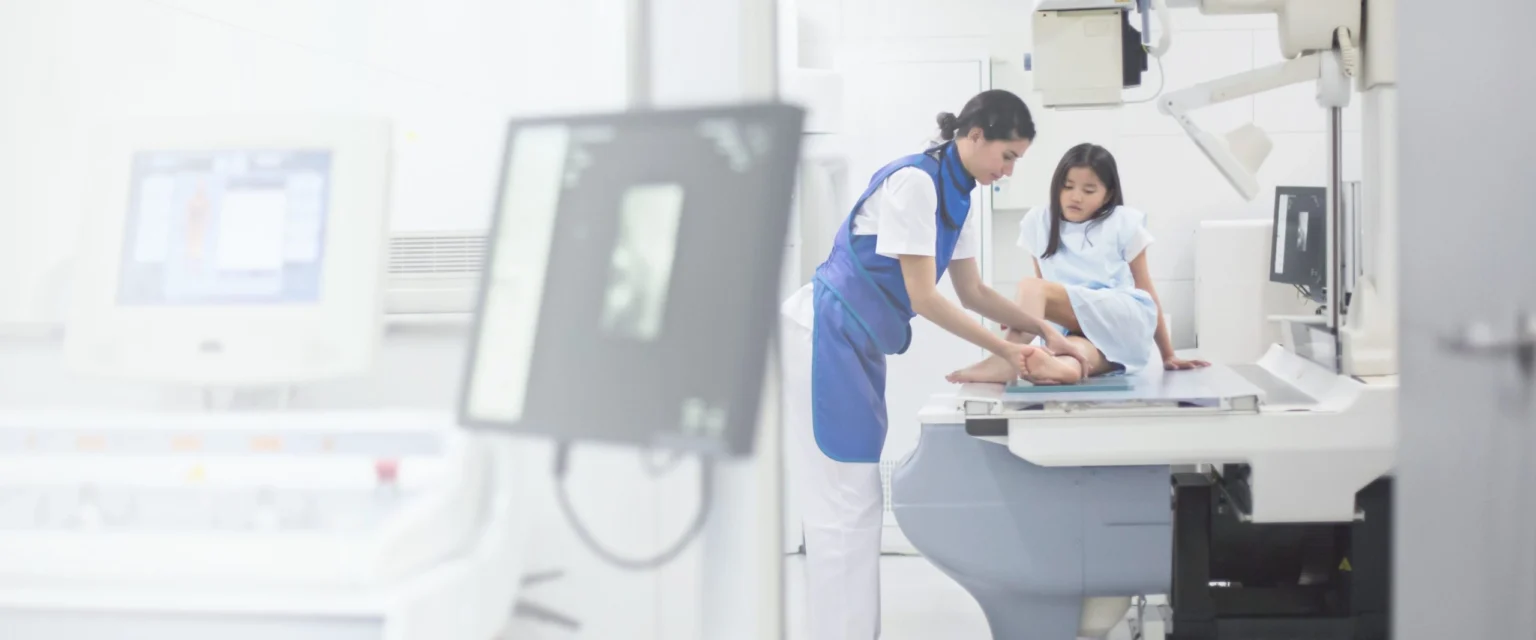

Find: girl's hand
1163;356;1210;371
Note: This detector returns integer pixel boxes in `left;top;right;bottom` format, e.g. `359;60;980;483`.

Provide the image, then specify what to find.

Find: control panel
0;410;481;588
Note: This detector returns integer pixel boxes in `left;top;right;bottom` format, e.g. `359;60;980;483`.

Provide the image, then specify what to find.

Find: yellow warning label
1339;558;1353;572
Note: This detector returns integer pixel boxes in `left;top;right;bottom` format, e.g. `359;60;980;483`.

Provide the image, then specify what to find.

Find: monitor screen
117;149;331;306
462;104;805;457
1269;185;1326;296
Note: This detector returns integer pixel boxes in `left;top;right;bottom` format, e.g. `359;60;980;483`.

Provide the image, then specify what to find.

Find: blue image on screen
117;149;332;306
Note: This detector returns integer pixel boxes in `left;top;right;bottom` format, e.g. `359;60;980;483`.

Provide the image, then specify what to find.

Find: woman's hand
1001;342;1034;380
1043;331;1085;369
1163;356;1210;371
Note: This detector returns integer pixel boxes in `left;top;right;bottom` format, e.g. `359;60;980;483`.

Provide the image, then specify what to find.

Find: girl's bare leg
945;350;1022;384
1019;336;1115;385
946;279;1084;384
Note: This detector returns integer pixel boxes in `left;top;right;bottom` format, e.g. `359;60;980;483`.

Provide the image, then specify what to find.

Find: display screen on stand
461;104;805;457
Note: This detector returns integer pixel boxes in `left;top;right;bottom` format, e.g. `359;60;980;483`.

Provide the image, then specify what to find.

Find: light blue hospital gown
1018;205;1159;372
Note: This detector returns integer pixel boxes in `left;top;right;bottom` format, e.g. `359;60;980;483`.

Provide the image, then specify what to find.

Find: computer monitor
460;104;805;458
65;116;392;386
1269;185;1340;371
1269;185;1327;301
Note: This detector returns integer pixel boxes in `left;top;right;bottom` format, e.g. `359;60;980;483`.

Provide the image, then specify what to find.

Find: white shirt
852;167;981;261
1017;205;1153;289
782;164;980;328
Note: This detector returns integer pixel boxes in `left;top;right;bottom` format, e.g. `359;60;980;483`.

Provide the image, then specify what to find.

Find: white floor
504;552;1165;639
784;554;995;639
783;554;1162;640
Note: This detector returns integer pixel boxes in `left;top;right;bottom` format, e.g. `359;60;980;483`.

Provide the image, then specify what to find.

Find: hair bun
935;112;960;140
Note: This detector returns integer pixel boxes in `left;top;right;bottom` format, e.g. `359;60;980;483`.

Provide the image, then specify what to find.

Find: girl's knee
1017;278;1064;303
1015;278;1045;299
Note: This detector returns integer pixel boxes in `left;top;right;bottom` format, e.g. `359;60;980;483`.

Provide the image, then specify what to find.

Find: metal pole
738;0;780;101
696;0;784;638
1329;105;1344;371
701;336;784;640
627;0;652;108
637;0;784;634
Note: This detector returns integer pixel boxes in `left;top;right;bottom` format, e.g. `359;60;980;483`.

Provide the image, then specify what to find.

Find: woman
780;89;1081;639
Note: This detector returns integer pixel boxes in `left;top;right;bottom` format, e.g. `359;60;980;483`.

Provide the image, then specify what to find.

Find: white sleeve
1119;207;1156;260
869;167;941;259
1016;207;1046;258
1125;227;1154;260
780;281;815;330
950;208;982;260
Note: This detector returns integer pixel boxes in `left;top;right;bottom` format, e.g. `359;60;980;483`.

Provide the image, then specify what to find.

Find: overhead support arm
1159;54;1321;115
1194;0;1286;14
1156;51;1346;200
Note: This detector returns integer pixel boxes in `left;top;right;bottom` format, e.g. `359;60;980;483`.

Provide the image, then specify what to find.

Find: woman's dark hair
935;89;1036;142
1042;143;1124;259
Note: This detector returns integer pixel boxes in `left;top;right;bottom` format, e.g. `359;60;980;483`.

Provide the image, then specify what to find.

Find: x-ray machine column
627;0;786;638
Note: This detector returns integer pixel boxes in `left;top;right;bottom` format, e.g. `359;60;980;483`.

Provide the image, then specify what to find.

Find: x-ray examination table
889;346;1397;639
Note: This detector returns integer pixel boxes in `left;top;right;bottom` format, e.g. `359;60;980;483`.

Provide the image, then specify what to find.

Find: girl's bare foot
947;354;1021;384
1021;348;1085;385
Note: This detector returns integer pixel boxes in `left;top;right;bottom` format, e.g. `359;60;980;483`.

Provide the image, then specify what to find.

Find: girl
948;142;1208;385
780;90;1080;640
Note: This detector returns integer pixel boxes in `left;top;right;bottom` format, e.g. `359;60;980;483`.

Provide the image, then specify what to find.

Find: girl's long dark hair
1042;143;1124;259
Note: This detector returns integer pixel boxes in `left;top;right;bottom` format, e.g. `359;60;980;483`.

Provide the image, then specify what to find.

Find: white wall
0;0;628;328
814;0;1362;350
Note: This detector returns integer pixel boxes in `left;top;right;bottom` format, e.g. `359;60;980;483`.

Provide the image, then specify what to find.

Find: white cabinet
988;56;1041;213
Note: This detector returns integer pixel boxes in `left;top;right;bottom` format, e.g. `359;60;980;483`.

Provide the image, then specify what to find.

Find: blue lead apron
810;142;976;463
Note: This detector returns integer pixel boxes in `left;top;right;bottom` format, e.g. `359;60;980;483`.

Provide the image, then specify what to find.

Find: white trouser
782;311;884;640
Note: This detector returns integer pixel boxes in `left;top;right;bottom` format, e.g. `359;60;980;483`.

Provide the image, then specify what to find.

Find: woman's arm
948;258;1061;342
949;258;1080;362
899;255;1020;358
1128;251;1209;370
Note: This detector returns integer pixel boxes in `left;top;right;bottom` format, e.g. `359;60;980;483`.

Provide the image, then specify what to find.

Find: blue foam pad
1006;375;1133;394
